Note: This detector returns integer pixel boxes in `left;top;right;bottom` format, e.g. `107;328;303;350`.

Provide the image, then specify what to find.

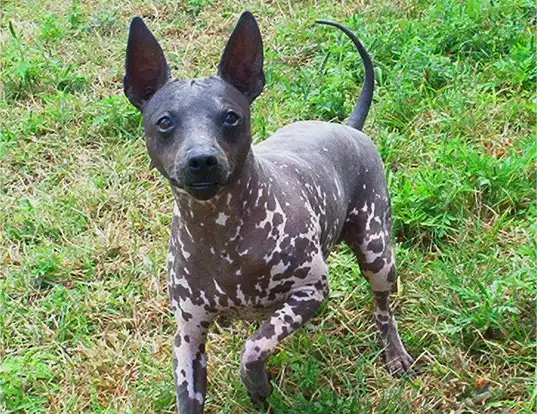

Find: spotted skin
124;12;414;414
240;286;328;403
342;189;415;375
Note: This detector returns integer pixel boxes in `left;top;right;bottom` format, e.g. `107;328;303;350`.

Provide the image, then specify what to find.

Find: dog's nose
187;153;218;172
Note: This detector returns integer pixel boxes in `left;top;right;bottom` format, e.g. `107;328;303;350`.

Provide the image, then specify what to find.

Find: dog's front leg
240;282;328;405
172;309;213;414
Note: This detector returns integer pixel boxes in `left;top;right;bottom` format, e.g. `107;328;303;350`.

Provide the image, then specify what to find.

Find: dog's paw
244;370;273;406
246;381;273;406
386;349;416;377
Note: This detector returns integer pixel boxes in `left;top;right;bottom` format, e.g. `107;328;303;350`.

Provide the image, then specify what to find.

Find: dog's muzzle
172;151;230;201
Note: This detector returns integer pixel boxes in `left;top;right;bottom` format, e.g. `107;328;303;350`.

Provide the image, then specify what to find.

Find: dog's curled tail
315;20;374;131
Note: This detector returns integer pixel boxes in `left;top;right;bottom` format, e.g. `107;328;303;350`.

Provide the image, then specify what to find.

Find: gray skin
124;11;414;414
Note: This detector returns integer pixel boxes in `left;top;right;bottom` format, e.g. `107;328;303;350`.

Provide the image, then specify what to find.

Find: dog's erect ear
124;17;171;110
218;11;265;103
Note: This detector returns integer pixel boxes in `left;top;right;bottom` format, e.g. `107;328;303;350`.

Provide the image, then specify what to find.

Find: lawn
0;0;535;413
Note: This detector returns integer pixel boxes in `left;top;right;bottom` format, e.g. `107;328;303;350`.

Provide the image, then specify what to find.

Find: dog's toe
387;351;416;377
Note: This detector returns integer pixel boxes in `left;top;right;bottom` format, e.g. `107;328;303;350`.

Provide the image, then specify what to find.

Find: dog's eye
223;111;240;126
157;116;174;132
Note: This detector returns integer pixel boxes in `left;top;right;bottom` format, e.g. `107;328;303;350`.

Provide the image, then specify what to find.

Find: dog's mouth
188;182;218;190
186;182;220;201
168;170;231;201
167;180;221;201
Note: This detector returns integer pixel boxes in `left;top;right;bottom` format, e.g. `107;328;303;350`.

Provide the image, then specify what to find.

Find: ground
0;0;535;413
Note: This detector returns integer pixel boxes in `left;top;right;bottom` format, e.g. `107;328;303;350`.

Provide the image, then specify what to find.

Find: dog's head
124;12;264;201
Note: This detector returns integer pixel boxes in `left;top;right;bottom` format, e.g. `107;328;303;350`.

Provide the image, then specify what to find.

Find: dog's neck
171;148;264;224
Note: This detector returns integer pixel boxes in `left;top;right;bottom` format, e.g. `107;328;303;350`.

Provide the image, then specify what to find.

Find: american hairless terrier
123;11;414;413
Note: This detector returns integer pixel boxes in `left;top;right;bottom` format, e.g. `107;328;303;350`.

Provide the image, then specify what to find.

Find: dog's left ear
218;11;265;103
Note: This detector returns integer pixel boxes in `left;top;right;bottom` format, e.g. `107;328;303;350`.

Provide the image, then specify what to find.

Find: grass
0;0;535;412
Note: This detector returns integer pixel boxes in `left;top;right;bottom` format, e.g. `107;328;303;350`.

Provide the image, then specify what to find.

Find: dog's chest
168;169;342;315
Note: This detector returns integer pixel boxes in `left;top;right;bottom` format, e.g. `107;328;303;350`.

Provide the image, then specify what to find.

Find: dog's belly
219;304;277;322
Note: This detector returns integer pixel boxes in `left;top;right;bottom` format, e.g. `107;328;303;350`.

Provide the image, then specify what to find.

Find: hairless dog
124;11;414;413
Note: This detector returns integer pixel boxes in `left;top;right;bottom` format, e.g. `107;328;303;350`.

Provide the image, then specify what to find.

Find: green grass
1;0;535;412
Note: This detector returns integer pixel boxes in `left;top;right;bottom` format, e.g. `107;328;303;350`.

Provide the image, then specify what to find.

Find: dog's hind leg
342;195;415;375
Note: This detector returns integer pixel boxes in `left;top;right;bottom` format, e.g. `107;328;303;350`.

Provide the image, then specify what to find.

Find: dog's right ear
124;17;171;110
